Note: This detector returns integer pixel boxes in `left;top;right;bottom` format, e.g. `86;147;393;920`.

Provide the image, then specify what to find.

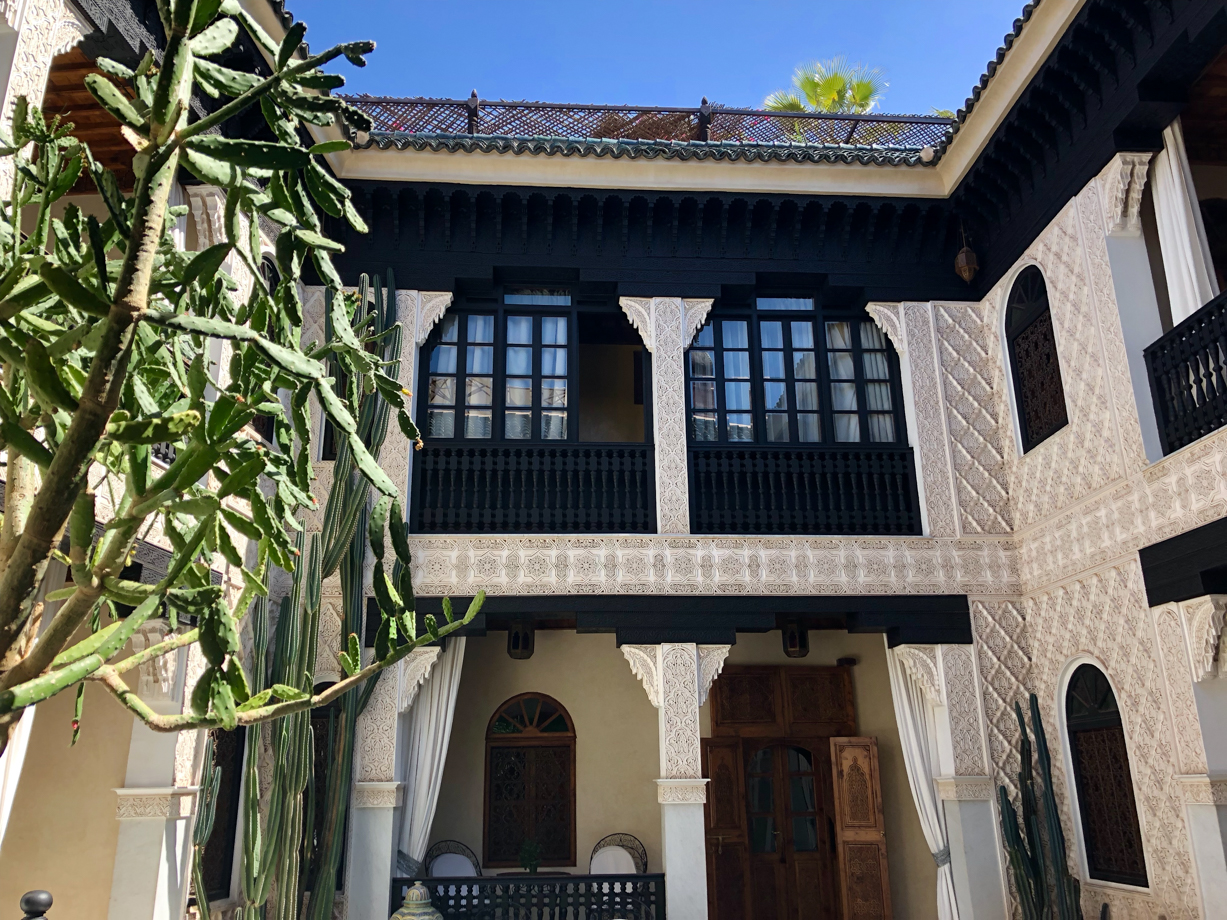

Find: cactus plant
997;694;1082;920
191;732;222;920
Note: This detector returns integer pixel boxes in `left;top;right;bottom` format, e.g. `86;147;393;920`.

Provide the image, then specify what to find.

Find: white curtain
886;647;959;920
1152;117;1220;324
396;637;466;875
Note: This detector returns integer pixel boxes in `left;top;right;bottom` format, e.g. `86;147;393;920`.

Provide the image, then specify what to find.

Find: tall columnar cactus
997;694;1082;920
191;733;222;920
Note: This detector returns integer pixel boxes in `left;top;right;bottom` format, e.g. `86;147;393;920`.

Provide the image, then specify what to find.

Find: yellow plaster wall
429;631;662;872
0;680;131;918
709;631;937;920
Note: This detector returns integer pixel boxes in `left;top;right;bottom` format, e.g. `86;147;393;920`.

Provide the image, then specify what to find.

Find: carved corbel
622;644;661;707
1178;595;1226;682
865;303;906;356
619;298;655;353
683;299;714;346
1101;152;1153;237
130;621;184;703
894;645;943;706
697;644;730;705
414;292;455;345
397;646;443;712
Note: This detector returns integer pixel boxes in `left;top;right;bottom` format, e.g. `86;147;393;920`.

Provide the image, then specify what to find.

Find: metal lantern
954;244;979;283
391;882;443;920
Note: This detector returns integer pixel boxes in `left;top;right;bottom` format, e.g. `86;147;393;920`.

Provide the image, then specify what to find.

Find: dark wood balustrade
688;445;922;535
1146;290;1227;455
391;875;665;920
412;444;655;534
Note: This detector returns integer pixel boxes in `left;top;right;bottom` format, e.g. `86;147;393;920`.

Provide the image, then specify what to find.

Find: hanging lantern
392;883;444;920
954;244;978;284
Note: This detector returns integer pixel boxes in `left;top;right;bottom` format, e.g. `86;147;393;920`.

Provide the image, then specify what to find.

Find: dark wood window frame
483;692;577;869
199;727;246;904
1065;663;1149;888
685;297;907;447
1006;265;1068;451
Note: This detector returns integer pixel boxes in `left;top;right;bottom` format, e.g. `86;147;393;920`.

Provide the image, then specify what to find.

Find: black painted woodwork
1006;266;1068;451
392;875;665;920
1139;515;1227;605
1145;287;1227;454
412;594;973;647
1065;664;1149;888
199;728;246;903
688;445;921;536
411;443;655;534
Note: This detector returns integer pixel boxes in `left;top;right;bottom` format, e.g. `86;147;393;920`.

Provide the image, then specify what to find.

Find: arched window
1006;266;1068;450
1066;664;1148;887
485;693;576;868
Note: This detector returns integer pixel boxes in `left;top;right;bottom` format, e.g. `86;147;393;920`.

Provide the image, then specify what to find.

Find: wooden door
830;737;892;920
704;740;749;920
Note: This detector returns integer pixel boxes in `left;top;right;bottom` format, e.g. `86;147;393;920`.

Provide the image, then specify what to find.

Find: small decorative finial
470;89;478;99
391;882;443;920
701;96;708;105
20;891;52;920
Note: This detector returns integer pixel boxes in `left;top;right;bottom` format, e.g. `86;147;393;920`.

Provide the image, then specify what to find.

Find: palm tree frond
764;91;807;112
782;57;888;114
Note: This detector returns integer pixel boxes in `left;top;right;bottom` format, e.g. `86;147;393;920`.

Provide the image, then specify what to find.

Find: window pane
541;410;567;439
466;377;493;406
507;316;532;344
793;351;816;379
825;321;852;349
869;414;896;442
790;774;816;811
760;322;783;349
439;314;458;343
866;381;892;411
766;413;789;442
428;377;456;405
542;317;567;345
727;413;753;441
862;351;890;380
464;409;492;438
762;351;785;379
506;378;532;407
427;409;454;438
691;381;716;410
541;379;568;407
505;411;531;439
861;321;886;349
828;352;856;380
758;297;814;311
505;289;570;305
722;321;749;349
763;381;787;410
796;382;819;411
694;325;714;347
749;816;776;854
834;414;860;442
725;382;751;410
691;413;717;441
831;381;857;411
429;345;457;374
792;816;818;852
724;351;750;379
689;350;715;378
798;414;821;442
467;345;494;374
541;347;567;376
468;315;494;343
788;747;814;772
791;322;815;349
506;346;532;375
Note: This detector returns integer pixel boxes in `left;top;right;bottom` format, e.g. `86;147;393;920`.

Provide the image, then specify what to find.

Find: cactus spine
997;694;1082;920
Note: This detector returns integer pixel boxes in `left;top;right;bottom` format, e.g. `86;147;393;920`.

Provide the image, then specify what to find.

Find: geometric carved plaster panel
354;648;442;784
620;297;713;535
940;644;989;776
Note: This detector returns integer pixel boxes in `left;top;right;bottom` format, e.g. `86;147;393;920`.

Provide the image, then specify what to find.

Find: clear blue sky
288;0;1027;115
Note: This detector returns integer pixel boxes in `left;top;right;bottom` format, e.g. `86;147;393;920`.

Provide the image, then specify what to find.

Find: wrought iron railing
1145;290;1227;455
412;443;655;534
391;876;665;920
344;94;953;150
688;445;922;535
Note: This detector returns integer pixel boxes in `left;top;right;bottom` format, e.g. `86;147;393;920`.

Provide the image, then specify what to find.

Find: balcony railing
344;94;954;150
412;443;655;534
391;875;665;920
1145;291;1227;454
688;445;922;535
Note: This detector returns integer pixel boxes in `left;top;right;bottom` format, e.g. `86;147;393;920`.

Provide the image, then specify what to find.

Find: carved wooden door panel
703;740;749;920
830;737;892;920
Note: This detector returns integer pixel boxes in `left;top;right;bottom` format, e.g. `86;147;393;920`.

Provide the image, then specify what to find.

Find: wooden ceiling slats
40;48;135;190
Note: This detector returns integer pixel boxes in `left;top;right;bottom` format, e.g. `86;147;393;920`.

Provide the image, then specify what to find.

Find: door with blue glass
745;744;838;920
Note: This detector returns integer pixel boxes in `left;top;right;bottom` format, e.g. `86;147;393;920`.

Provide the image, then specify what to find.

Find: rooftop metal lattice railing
343;94;954;149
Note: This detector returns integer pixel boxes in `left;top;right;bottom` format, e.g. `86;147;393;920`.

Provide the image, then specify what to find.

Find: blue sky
288;0;1027;115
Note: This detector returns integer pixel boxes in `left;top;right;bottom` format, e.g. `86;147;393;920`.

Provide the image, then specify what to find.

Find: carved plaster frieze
934;776;994;801
1099;152;1153;237
114;786;197;820
656;778;709;804
353;782;402;809
1177;595;1226;682
895;645;942;706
